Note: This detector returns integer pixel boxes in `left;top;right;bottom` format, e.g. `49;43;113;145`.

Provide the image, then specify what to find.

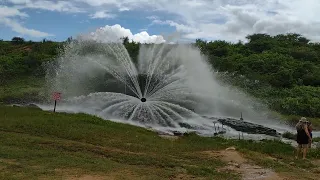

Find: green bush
282;131;296;140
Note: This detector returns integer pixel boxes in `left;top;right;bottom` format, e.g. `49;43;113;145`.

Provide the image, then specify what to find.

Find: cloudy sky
1;0;320;43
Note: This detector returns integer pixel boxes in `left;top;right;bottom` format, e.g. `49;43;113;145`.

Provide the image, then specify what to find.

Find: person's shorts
298;144;308;148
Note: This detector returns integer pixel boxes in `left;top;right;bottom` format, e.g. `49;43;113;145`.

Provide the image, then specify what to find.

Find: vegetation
195;34;320;120
0;34;320;124
0;105;319;179
282;131;297;140
0;76;45;104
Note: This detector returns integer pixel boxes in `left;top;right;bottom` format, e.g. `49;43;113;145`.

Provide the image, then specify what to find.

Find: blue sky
1;0;320;43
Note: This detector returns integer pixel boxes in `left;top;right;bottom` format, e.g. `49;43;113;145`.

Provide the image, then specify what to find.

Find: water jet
43;37;292;137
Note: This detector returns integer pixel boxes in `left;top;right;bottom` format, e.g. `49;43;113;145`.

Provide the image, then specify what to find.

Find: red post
52;92;61;113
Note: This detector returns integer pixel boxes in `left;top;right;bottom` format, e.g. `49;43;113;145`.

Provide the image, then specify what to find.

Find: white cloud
152;19;197;33
7;0;83;13
80;24;165;44
81;0;320;42
4;0;320;42
90;11;116;19
144;0;320;42
0;5;52;38
0;17;53;37
119;7;130;12
0;5;28;17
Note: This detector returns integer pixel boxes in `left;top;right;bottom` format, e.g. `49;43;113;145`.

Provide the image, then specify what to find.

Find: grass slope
0;106;320;179
0;76;45;104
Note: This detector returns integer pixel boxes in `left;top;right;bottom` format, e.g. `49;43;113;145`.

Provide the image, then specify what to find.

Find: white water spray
42;35;293;136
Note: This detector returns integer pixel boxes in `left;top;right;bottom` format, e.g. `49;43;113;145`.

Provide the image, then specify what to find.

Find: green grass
1;105;319;179
282;131;297;140
0;106;238;179
0;76;45;104
313;137;320;142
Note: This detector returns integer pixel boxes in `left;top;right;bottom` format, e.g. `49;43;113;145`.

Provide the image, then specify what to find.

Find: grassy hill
1;105;320;179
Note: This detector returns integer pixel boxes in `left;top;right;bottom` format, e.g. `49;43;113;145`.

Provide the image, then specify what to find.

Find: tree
246;33;272;42
11;37;25;44
66;36;73;43
245;34;274;53
269;67;294;88
121;36;129;45
195;39;207;53
206;41;230;57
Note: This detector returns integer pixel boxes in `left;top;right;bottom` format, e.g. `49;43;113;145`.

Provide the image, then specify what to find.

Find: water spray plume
43;33;292;136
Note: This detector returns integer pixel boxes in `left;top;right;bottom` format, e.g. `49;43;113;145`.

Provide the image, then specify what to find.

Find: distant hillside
0;38;62;81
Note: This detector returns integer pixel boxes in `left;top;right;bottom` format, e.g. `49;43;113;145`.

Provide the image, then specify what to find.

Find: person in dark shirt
295;117;312;159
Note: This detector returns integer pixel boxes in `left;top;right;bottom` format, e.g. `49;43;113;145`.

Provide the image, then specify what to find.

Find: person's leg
296;144;301;159
309;134;312;148
302;145;308;159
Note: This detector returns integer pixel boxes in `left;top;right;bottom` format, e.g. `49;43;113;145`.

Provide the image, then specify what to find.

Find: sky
1;0;320;43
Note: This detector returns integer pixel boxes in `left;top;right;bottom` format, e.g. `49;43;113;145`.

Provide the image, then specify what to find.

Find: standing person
307;121;313;148
295;119;303;159
295;117;312;159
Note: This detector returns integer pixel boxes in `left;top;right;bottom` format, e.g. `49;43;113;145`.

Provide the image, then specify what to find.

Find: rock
267;157;277;161
289;162;295;166
257;171;266;175
228;162;240;168
213;117;278;136
226;147;236;151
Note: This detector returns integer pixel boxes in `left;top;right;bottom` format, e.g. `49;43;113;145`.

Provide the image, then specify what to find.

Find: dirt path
311;159;320;174
203;147;284;180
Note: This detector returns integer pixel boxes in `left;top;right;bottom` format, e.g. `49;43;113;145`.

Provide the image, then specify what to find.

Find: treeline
0;34;319;117
194;33;320;117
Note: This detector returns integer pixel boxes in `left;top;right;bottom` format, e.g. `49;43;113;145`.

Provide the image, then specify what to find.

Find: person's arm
304;125;312;140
